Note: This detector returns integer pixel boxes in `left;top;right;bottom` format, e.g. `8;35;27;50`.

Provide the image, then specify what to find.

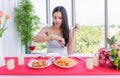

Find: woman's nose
56;18;60;22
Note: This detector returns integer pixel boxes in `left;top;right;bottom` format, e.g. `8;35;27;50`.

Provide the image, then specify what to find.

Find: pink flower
115;40;120;50
0;11;3;17
118;50;120;57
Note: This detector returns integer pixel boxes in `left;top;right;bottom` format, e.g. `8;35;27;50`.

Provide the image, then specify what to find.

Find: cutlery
76;57;86;62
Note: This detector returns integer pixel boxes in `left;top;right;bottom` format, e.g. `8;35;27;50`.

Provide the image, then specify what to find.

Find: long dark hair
52;6;70;46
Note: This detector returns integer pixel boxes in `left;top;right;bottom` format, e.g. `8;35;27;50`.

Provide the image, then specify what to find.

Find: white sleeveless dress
47;35;68;55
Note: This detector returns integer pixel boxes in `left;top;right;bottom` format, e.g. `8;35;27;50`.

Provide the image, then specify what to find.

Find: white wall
0;0;22;56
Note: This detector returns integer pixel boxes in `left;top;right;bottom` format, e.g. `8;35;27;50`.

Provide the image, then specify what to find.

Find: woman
34;6;80;54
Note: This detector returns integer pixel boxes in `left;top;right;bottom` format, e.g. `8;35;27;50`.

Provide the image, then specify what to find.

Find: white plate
28;60;52;69
54;60;78;68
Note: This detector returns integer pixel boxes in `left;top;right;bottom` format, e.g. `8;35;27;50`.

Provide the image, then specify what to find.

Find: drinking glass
28;41;36;61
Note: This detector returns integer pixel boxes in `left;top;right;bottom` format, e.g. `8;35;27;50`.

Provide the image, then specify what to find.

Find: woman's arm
34;27;51;42
67;23;80;54
34;26;65;46
67;30;76;54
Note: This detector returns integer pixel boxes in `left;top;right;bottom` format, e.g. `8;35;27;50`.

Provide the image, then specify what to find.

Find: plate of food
28;60;52;69
54;57;78;68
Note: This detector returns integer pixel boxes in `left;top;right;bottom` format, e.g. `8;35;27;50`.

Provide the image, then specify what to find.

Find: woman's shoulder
43;25;54;29
41;26;52;31
41;26;54;34
42;26;50;29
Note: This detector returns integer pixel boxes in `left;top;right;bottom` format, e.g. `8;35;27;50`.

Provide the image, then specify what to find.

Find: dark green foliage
107;36;116;48
14;0;40;44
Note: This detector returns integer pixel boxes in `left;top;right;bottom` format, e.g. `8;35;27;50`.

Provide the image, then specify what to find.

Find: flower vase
0;37;6;67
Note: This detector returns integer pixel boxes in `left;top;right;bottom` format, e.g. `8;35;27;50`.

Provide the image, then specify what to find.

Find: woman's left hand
73;23;80;32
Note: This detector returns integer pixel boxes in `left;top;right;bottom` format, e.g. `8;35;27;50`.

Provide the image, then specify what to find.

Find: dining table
0;53;120;78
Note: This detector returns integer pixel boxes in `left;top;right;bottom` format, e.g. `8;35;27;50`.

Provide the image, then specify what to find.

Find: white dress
47;36;68;55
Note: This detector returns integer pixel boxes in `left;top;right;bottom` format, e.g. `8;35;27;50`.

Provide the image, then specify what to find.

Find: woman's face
53;11;62;27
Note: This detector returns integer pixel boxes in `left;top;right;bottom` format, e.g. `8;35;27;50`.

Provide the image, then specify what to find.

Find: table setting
0;52;120;76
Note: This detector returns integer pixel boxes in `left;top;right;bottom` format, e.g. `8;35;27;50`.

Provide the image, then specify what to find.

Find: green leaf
109;48;117;56
114;57;120;70
107;36;116;48
14;0;40;44
0;27;7;37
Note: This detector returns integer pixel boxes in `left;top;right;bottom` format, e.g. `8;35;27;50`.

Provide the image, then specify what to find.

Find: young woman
34;6;80;54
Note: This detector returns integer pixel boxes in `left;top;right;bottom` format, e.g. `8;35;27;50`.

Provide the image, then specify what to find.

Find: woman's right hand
57;38;65;46
50;35;65;46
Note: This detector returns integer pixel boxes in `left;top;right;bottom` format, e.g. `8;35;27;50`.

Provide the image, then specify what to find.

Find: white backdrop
0;0;22;56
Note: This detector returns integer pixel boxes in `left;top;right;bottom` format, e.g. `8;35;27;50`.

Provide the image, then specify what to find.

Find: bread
32;60;48;67
55;57;76;66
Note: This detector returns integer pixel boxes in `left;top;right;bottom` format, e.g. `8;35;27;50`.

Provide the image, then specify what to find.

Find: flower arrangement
0;11;10;37
99;36;120;70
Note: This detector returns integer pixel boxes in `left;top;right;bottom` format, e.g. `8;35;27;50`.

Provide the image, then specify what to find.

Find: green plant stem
0;18;2;28
3;19;7;27
25;41;30;54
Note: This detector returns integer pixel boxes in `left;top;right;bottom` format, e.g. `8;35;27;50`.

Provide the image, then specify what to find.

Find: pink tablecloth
0;57;120;76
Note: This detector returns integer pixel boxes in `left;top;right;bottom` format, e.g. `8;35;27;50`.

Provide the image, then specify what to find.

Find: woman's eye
54;17;57;19
59;17;62;19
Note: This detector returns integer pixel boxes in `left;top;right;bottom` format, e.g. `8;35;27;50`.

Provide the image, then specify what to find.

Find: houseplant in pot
14;0;40;54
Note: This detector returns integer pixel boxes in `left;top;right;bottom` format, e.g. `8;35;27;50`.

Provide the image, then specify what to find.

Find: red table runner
0;57;120;75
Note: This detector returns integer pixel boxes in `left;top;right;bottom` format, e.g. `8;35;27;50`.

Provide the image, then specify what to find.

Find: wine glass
28;42;36;61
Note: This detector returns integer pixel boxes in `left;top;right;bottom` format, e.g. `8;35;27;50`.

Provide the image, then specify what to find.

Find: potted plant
14;0;40;54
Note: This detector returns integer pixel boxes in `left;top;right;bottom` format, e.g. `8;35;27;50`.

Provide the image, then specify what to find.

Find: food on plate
55;57;76;67
32;60;48;67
